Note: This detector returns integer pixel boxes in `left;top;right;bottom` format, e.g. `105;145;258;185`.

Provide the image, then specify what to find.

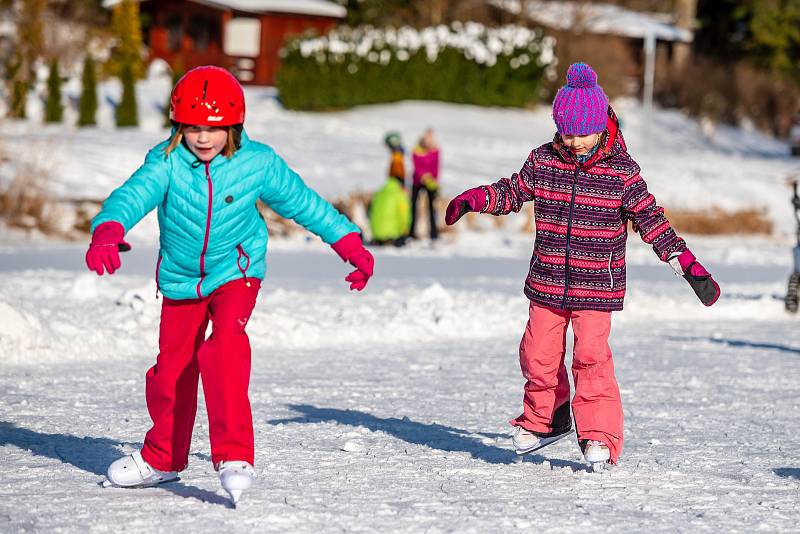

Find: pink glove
671;249;720;307
445;187;487;225
85;221;131;276
331;232;374;291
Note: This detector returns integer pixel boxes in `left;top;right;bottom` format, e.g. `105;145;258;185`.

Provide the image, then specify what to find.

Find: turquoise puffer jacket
91;130;359;300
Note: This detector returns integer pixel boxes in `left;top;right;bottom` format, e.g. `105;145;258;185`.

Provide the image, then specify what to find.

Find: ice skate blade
590;461;607;473
514;431;571;456
226;489;242;507
101;475;179;488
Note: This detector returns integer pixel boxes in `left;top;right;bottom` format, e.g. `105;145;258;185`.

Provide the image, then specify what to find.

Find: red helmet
170;65;245;126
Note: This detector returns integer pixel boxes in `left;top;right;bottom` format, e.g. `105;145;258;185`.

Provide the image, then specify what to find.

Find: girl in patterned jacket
85;66;374;503
444;63;720;470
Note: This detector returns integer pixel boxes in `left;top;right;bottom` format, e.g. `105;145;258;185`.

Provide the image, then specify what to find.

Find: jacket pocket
607;251;614;289
529;251;540;275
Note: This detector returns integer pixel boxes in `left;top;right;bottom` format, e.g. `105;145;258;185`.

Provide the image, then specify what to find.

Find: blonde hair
418;128;437;150
165;124;240;158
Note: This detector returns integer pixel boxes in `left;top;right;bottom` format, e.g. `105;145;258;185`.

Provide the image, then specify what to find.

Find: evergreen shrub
278;23;556;110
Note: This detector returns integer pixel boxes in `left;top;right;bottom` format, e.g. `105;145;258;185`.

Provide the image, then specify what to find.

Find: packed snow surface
0;239;798;532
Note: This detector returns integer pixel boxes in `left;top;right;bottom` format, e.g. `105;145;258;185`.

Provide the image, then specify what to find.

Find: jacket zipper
562;167;579;308
197;161;213;298
236;244;251;287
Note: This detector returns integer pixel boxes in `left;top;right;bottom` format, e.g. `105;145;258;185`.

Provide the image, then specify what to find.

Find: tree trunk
672;0;697;73
430;0;444;25
518;0;530;26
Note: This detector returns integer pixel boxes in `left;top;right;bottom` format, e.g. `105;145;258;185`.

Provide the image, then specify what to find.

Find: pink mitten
672;249;720;307
85;221;131;276
331;233;374;291
445;187;487;225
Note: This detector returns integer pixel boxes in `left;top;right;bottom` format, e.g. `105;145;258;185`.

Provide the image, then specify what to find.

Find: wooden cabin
103;0;346;85
492;0;693;99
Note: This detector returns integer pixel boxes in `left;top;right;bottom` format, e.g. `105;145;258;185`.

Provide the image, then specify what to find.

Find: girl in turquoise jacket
86;66;374;505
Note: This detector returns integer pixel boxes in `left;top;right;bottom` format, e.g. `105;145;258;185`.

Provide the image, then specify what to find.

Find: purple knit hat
552;63;609;135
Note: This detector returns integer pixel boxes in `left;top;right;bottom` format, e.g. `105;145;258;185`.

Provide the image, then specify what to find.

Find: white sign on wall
224;18;261;57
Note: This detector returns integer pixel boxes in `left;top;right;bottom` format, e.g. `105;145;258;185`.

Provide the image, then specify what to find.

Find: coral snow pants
511;303;624;463
140;278;261;472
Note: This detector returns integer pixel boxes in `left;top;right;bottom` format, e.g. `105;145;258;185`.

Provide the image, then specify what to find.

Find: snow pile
251;282;527;349
0;272;159;364
0;301;38;348
0;244;794;365
620;280;788;324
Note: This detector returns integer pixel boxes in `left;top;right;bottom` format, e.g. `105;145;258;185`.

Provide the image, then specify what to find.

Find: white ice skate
583;440;611;472
219;461;255;507
102;450;179;488
511;426;571;456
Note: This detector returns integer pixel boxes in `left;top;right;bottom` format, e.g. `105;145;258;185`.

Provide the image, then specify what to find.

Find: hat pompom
553;62;608;135
566;63;597;89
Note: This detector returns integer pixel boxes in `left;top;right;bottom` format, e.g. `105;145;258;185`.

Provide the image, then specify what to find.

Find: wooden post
518;0;530;26
643;31;655;149
672;0;696;73
257;15;270;86
430;0;444;25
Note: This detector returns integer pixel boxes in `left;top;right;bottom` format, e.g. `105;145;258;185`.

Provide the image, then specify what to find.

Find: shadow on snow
668;336;800;356
0;421;231;508
268;404;586;470
773;467;800;480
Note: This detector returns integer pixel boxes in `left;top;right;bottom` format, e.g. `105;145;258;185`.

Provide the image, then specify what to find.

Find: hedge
277;23;556;110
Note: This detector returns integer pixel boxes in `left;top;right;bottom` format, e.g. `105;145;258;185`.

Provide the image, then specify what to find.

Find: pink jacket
412;146;440;187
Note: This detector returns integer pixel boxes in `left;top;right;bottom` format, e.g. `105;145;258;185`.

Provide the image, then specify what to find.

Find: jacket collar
170;127;250;169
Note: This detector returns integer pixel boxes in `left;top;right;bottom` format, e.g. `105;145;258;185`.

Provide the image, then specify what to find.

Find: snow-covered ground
1;74;799;531
2;62;799;240
0;243;799;532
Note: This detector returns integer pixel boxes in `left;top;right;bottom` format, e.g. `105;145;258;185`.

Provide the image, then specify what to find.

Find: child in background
86;66;374;504
385;131;406;182
410;128;441;240
444;63;720;471
369;134;411;246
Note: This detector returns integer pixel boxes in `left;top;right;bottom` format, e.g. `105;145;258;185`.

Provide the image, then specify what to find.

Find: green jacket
369;178;411;241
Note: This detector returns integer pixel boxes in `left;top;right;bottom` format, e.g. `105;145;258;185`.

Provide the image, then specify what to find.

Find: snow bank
0;301;37;347
0;255;793;365
1;71;797;243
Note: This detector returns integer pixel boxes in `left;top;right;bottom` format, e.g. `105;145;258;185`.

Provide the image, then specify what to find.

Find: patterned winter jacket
481;107;685;311
91;129;359;300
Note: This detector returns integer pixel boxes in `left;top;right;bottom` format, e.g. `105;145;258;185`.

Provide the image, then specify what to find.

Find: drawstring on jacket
236;245;251;287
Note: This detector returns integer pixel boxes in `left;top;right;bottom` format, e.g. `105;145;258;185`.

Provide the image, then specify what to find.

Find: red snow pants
140;278;261;472
511;303;624;463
